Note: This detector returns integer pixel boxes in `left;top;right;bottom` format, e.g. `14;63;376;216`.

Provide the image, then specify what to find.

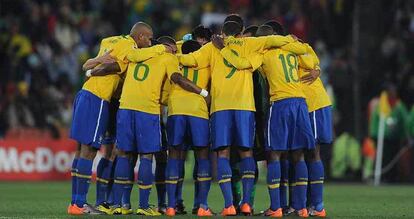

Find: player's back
208;37;262;113
168;66;210;119
120;53;179;114
83;35;135;101
261;48;306;102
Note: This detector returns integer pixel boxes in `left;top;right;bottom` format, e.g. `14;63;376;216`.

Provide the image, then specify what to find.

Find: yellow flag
379;91;391;117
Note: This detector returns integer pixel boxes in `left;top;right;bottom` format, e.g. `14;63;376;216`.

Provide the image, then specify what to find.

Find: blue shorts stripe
267;104;274;148
309;106;333;144
93;99;104;142
312;111;317;140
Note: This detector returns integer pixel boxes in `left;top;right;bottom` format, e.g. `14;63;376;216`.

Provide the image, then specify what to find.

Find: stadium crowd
0;0;414;180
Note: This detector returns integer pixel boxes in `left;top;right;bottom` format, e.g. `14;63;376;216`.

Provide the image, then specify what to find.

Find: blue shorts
70;90;109;149
211;110;255;150
309;106;333;144
102;98;120;145
116;109;161;154
265;98;315;151
167;115;209;149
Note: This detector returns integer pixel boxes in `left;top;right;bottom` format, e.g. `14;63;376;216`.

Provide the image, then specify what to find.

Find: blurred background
0;0;413;183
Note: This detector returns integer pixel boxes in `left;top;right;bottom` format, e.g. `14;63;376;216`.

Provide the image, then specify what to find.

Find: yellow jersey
82;35;135;101
179;35;302;113
168;66;211;119
82;35;166;101
120;53;179;114
260;48;305;102
298;44;332;112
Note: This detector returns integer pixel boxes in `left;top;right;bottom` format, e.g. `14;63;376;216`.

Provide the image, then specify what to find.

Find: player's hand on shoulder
98;49;116;64
300;69;320;84
211;34;225;50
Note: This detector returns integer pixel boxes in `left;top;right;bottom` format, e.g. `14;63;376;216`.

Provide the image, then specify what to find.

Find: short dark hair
224;14;244;27
243;25;258;37
222;21;242;36
181;40;202;54
157;36;176;45
192;25;212;41
264;20;284;35
256;25;274;37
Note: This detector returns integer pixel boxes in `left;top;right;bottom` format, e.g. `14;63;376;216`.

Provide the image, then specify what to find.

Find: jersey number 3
278;53;299;83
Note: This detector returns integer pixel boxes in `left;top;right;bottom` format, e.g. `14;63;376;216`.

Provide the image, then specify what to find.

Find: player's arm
245;35;306;54
170;72;210;105
167;55;210;103
82;49;115;71
299;44;321;84
212;35;262;70
178;43;212;68
280;39;307;55
87;62;121;77
170;73;203;94
222;48;263;70
126;44;167;63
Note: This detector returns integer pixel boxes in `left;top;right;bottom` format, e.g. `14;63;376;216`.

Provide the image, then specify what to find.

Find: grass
0;181;413;218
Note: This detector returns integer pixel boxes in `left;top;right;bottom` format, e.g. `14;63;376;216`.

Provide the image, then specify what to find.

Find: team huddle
67;14;332;218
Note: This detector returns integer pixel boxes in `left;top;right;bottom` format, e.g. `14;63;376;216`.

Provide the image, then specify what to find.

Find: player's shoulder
102;35;133;46
159;53;179;63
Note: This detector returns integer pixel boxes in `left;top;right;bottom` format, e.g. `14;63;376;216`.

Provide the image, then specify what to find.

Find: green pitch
0;181;413;218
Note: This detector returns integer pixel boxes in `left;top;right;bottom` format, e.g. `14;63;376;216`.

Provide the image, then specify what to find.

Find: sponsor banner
0;139;78;181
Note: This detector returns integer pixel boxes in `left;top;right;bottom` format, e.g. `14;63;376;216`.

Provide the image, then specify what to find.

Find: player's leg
211;110;236;216
165;147;181;216
95;141;114;214
250;165;259;211
155;151;167;214
192;154;200;214
306;106;333;217
96;98;119;212
109;109;136;215
121;152;136;214
69;90;109;215
235;110;256;215
106;149;118;206
135;111;162;216
290;98;316;218
279;152;290;213
290;150;309;217
165;115;186;216
70;144;81;209
230;147;242;212
263;151;283;217
188;115;212;216
175;150;187;214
